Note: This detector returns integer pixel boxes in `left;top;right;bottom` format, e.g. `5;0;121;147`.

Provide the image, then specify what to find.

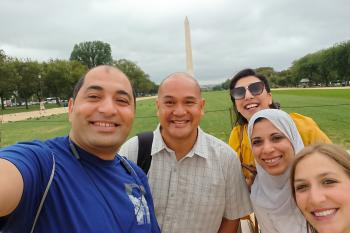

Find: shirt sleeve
118;136;139;163
223;147;253;219
0;141;53;226
290;112;332;144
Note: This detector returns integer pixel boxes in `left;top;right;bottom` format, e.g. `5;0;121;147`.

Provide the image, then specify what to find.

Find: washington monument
184;16;194;76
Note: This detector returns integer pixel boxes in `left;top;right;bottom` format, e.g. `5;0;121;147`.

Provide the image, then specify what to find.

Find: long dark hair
229;68;279;125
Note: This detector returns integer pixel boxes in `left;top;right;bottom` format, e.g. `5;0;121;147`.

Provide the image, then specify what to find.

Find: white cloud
1;0;350;84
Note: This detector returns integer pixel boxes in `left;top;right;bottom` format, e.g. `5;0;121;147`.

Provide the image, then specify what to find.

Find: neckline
67;137;119;167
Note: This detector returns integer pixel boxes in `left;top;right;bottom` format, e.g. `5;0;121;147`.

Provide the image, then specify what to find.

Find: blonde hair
290;143;350;233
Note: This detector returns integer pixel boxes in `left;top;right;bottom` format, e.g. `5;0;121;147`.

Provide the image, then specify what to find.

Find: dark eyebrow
162;95;197;100
86;85;103;92
86;85;132;101
116;90;132;101
184;96;197;101
162;95;174;99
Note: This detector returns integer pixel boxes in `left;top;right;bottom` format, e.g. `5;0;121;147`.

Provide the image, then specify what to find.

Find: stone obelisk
184;16;194;76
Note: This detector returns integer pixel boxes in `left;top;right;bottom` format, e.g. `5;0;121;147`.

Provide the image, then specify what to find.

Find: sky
1;0;350;85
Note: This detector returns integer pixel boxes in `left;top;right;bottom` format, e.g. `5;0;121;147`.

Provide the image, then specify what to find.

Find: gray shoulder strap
30;153;56;233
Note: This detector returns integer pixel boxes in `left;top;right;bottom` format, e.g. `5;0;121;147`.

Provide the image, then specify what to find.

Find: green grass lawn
272;88;350;146
0;114;70;147
1;88;349;148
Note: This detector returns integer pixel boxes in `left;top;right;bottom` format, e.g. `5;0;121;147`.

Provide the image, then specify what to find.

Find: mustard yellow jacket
228;112;332;179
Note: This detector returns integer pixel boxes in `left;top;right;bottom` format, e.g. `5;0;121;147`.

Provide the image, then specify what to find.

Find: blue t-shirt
0;136;160;233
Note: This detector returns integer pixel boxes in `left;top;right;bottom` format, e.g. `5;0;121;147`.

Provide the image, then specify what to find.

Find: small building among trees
299;78;310;87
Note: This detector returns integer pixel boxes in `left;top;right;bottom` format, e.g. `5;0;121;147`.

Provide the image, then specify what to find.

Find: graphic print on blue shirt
125;183;151;225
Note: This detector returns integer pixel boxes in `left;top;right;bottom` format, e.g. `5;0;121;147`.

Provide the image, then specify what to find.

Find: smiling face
234;76;272;121
251;118;294;176
294;152;350;233
156;74;205;145
68;66;135;159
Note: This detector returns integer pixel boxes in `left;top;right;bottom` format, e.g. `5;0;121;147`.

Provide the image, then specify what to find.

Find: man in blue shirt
0;65;160;233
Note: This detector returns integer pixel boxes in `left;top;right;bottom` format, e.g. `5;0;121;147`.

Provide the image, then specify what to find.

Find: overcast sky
1;0;350;84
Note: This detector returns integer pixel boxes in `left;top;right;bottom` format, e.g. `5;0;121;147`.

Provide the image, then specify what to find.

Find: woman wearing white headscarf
247;109;307;233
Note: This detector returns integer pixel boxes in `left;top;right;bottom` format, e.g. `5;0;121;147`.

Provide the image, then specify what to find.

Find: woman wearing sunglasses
228;68;331;182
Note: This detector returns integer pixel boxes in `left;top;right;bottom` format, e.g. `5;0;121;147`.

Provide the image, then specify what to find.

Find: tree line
2;39;349;109
214;40;350;90
0;41;158;110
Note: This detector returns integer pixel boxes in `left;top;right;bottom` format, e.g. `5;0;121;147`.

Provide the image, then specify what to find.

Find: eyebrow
294;172;337;182
116;90;132;100
162;95;197;100
86;85;132;100
86;85;103;92
294;178;306;183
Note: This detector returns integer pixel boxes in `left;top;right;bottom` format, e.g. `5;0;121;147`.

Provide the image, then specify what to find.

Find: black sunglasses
230;81;265;100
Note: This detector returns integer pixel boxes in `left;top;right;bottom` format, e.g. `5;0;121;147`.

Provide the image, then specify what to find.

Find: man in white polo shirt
119;72;252;233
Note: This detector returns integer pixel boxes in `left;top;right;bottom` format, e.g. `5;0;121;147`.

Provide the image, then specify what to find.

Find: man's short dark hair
71;72;136;107
72;75;85;100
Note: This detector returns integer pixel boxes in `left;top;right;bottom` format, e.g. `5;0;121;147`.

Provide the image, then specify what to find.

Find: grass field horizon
1;88;349;148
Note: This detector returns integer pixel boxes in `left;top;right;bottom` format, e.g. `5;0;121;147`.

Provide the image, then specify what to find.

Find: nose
173;104;186;116
308;185;326;205
244;88;254;100
98;97;117;115
262;140;275;155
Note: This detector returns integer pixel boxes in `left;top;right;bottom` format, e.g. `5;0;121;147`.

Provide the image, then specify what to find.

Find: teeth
264;157;280;164
173;120;187;123
314;209;336;217
246;104;258;109
95;122;115;127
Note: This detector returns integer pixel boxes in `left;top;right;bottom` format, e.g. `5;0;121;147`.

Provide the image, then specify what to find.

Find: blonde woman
291;143;350;233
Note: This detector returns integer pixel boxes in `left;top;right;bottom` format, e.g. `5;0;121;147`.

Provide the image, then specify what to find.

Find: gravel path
1;96;157;123
1;107;68;123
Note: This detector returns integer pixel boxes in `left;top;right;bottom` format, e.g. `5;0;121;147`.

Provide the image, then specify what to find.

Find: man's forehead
160;77;200;94
84;70;131;88
160;94;198;100
163;75;196;85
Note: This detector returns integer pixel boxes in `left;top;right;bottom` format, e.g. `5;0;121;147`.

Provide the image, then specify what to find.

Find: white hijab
247;109;304;214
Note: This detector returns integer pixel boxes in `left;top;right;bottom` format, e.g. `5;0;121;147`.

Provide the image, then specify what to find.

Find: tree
70;41;113;68
42;60;72;105
113;59;157;95
13;59;41;109
255;67;275;79
0;51;17;109
291;53;321;86
315;49;335;86
333;41;350;85
66;61;88;99
275;69;294;87
40;60;87;102
255;67;279;86
221;79;231;89
213;79;230;90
